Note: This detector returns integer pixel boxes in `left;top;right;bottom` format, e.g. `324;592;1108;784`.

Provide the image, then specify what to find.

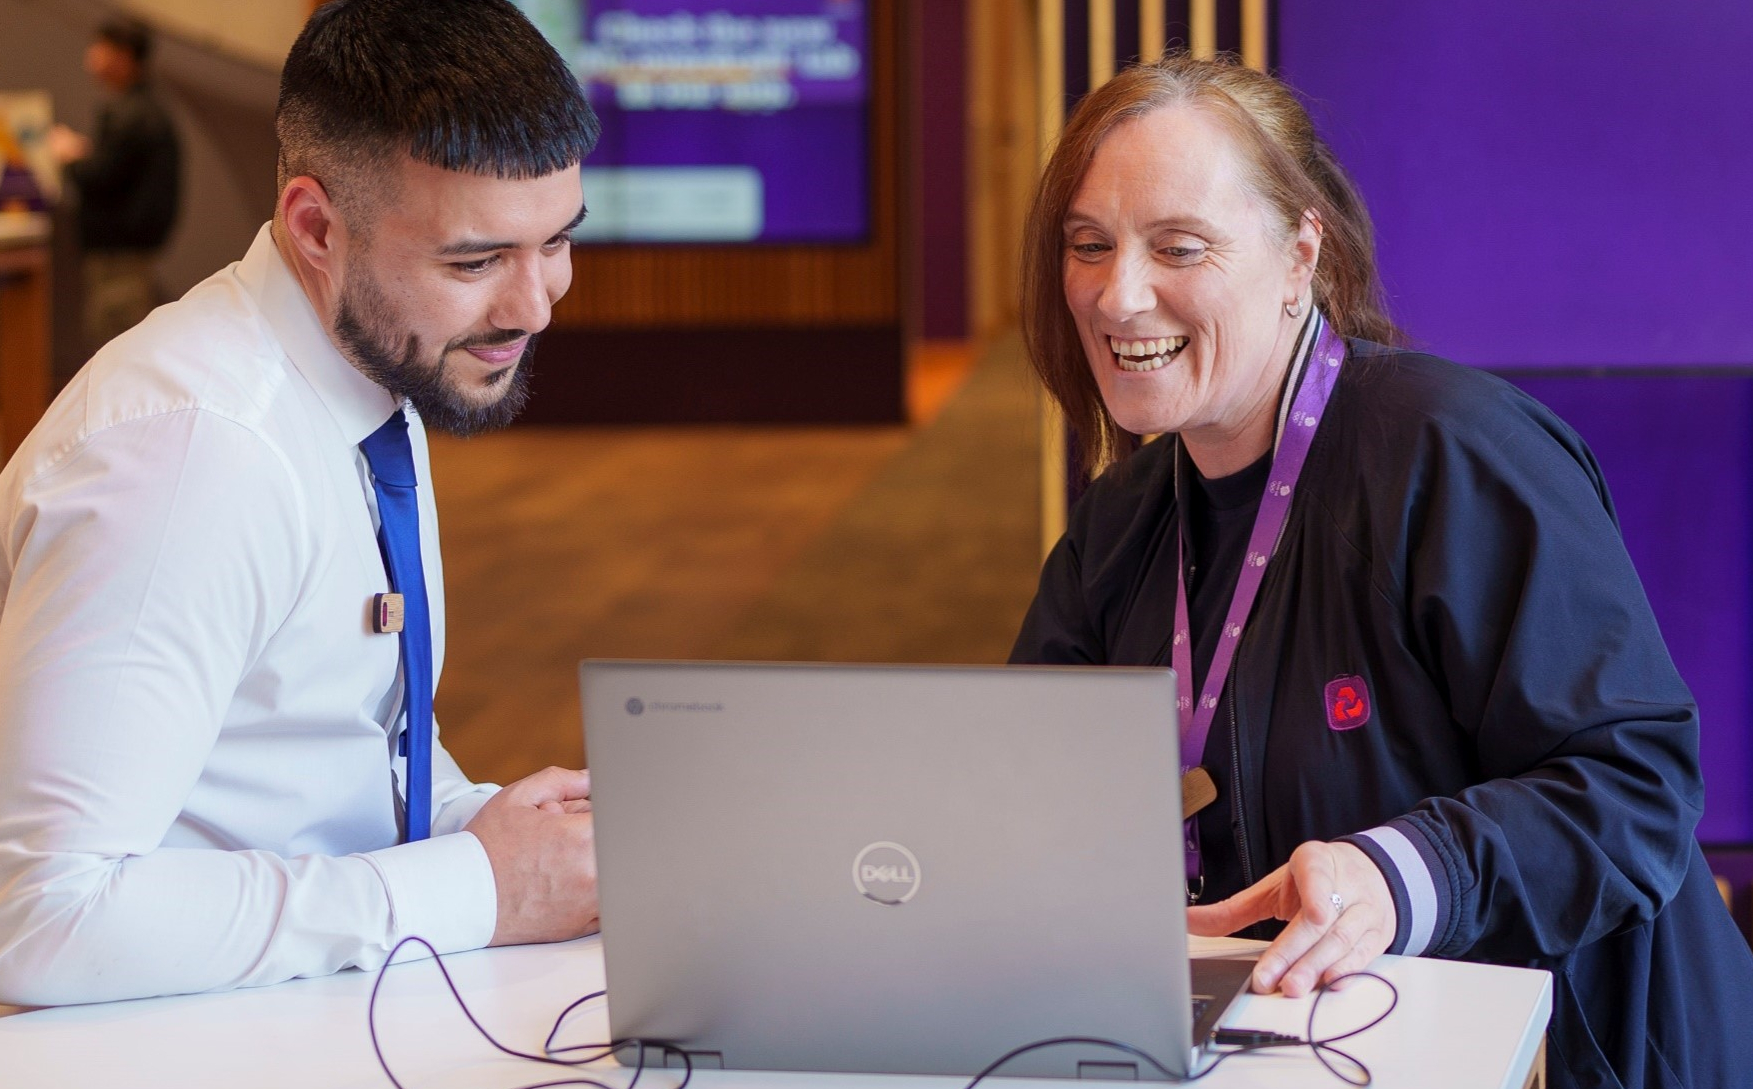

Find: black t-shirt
1184;449;1273;694
1181;447;1271;901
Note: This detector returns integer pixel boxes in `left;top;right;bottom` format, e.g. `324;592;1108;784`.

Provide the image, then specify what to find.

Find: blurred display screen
517;1;869;244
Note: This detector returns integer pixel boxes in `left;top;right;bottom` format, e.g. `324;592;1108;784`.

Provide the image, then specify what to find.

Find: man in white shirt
0;0;604;1005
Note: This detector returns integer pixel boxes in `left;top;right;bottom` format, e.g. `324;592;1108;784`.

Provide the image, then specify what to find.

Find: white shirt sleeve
431;737;499;835
0;409;496;1006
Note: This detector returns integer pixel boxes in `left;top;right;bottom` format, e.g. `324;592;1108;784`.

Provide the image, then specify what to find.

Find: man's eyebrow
436;236;516;257
434;201;589;257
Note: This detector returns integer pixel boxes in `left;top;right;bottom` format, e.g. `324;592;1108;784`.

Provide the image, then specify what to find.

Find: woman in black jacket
1010;53;1753;1089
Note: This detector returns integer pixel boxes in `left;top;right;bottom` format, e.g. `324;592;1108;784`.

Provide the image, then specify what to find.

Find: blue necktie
360;408;433;842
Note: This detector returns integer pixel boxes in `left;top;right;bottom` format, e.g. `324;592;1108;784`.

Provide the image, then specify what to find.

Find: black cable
965;1036;1183;1087
367;935;693;1089
542;993;692;1089
370;937;1392;1089
960;970;1399;1087
1301;971;1398;1086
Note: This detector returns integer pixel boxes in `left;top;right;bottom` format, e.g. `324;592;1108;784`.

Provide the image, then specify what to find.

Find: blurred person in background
49;15;181;354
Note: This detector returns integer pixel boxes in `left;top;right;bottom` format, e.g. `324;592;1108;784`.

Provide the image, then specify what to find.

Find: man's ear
279;175;349;288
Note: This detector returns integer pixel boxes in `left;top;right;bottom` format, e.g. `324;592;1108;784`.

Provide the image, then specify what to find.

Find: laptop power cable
368;936;1398;1088
961;973;1399;1087
368;935;695;1089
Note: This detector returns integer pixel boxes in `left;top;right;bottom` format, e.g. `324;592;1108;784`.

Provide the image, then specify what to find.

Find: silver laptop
581;660;1254;1081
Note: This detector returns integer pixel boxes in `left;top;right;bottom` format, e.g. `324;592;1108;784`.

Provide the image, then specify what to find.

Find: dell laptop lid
582;660;1249;1081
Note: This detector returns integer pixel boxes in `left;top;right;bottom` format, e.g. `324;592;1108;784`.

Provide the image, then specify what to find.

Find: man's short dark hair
96;17;153;65
275;0;600;227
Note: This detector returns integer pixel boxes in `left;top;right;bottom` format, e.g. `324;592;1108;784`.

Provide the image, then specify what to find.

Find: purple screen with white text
519;0;869;244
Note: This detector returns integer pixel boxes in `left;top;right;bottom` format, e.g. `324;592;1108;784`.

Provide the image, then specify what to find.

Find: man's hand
464;766;599;947
1186;840;1395;997
48;124;91;166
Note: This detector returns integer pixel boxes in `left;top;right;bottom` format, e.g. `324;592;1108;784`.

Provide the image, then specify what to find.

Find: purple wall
1277;3;1753;842
1508;375;1753;844
1278;1;1753;367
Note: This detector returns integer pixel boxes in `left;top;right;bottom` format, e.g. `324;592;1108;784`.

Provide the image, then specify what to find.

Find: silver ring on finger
1329;891;1344;914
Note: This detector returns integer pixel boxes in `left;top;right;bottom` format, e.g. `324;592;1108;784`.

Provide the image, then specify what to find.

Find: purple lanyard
1174;317;1345;841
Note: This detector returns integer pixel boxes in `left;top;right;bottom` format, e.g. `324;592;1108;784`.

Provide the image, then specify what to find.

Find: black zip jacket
1012;341;1753;1089
67;82;181;253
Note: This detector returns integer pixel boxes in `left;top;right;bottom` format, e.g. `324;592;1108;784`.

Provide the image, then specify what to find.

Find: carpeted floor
429;334;1043;784
709;331;1041;665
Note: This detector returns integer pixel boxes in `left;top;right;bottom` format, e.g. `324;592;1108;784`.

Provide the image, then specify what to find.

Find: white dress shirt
0;225;500;1006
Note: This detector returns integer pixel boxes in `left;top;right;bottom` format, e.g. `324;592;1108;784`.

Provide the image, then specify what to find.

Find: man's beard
332;267;535;437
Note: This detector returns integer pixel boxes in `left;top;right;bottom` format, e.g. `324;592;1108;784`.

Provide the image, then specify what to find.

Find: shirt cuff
1340;821;1448;957
359;831;497;955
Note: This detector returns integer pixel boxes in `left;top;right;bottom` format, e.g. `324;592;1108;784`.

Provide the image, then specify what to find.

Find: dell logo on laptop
853;841;921;905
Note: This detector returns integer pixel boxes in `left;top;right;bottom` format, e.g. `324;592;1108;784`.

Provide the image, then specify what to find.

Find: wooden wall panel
553;242;898;328
968;0;1038;342
0;244;52;460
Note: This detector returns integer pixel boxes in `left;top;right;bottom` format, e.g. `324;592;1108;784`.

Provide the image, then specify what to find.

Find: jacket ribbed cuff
1340;820;1448;957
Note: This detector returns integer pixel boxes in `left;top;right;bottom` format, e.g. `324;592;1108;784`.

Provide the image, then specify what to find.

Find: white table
0;936;1550;1089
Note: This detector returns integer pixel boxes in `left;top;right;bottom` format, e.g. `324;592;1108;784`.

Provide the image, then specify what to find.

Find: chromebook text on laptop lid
581;659;1252;1081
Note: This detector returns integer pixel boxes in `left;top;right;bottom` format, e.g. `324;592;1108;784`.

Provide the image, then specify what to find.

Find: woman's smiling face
1062;104;1319;473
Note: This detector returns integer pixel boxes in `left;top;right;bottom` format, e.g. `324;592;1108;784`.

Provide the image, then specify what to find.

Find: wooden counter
0;240;51;462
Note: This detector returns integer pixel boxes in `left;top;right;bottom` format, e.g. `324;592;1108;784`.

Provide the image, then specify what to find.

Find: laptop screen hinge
1076;1061;1140;1080
662;1049;724;1070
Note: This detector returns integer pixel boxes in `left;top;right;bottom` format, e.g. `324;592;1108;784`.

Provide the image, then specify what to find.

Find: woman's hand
1186;840;1397;996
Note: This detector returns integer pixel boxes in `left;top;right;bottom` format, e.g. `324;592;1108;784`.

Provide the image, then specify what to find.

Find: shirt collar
235;223;401;445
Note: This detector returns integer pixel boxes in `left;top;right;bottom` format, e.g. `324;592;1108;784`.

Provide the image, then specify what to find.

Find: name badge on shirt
372;593;405;634
1182;766;1218;821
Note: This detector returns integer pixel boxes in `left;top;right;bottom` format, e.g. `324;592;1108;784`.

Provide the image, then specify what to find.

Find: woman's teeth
1109;335;1188;372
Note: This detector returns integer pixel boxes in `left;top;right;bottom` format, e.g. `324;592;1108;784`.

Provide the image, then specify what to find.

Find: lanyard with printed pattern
1173;315;1345;893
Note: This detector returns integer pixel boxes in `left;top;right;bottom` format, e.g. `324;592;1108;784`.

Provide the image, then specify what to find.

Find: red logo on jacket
1324;675;1371;731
